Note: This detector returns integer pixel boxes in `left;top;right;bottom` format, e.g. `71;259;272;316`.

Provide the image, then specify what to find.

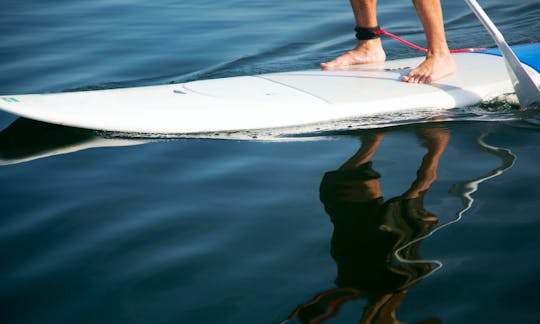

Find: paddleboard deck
1;44;539;134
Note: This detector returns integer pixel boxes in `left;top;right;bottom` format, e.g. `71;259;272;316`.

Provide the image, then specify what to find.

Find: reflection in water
394;132;517;285
0;118;148;165
449;133;516;225
285;125;516;324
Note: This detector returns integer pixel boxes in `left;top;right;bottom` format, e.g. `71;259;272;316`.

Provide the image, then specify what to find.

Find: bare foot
402;50;456;84
320;38;386;69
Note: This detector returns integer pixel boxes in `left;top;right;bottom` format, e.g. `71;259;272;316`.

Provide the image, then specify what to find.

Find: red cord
375;29;487;53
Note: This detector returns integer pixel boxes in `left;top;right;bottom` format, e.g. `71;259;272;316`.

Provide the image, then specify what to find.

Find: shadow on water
284;123;516;324
0;118;148;165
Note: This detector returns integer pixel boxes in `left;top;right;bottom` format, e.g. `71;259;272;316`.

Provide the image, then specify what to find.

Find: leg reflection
289;126;450;324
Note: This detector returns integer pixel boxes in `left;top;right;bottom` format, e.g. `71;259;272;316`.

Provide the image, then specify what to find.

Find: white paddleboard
1;51;539;134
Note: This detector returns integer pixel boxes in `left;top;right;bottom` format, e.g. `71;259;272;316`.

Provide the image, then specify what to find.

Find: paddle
464;0;540;108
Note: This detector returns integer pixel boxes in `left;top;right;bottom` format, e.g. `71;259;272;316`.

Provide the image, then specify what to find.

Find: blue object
478;42;540;72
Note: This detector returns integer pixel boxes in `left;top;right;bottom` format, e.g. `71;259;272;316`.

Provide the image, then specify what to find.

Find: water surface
1;1;540;323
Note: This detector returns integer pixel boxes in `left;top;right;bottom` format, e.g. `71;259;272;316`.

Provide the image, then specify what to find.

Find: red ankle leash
375;29;487;53
354;25;487;53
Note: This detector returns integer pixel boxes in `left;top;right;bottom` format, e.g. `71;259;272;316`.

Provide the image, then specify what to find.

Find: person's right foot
401;49;456;84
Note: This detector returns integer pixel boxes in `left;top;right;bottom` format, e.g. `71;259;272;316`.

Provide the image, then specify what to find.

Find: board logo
384;66;411;71
1;97;19;103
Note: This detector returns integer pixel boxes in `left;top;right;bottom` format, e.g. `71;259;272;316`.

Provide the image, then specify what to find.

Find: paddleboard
1;43;539;134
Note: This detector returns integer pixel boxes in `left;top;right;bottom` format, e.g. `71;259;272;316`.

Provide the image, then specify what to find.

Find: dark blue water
1;1;540;323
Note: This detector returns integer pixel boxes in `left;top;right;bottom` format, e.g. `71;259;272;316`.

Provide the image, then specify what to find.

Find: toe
404;73;417;83
402;72;413;82
320;61;337;70
417;74;427;84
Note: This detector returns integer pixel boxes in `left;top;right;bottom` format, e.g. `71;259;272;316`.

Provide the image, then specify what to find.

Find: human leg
320;0;386;69
402;0;456;83
401;126;450;199
339;133;384;170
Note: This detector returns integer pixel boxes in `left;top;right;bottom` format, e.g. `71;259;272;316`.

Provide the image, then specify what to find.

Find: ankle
426;46;451;57
355;38;383;49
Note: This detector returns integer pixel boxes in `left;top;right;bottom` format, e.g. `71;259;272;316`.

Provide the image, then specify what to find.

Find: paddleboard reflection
0;118;148;166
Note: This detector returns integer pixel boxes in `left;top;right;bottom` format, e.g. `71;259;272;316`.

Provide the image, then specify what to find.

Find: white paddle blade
498;44;540;108
464;0;540;108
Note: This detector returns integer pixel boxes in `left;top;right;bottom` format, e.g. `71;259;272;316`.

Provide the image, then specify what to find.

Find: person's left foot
402;50;456;84
320;38;386;69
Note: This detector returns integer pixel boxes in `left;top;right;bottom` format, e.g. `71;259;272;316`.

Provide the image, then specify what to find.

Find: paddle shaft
464;0;540;108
